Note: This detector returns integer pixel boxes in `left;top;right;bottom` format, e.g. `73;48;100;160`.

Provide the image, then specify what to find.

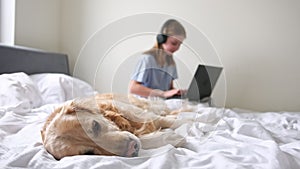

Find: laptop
169;64;223;102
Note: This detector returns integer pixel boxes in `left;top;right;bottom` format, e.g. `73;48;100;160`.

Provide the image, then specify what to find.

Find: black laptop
169;64;223;102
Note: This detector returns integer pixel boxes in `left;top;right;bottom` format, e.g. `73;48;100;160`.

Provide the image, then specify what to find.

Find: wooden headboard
0;44;70;75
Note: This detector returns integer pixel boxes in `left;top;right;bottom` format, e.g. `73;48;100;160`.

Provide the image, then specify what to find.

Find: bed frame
0;44;70;75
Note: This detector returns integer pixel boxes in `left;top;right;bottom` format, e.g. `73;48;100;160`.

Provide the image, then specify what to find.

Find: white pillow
0;72;43;109
30;73;96;104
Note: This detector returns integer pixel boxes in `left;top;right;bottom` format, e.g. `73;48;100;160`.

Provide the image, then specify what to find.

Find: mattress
0;72;299;169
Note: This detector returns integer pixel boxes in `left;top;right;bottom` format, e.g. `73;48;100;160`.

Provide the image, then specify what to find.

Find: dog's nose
125;138;140;157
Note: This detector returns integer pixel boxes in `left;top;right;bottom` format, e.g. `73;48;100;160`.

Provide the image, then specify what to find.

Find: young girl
129;19;187;98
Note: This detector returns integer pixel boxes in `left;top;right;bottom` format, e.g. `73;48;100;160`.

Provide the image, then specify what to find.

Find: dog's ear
61;101;76;114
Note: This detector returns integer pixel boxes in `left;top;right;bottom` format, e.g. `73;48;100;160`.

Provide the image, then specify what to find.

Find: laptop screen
186;64;223;102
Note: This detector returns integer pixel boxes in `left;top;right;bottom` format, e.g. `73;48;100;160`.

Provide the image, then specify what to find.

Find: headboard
0;44;70;75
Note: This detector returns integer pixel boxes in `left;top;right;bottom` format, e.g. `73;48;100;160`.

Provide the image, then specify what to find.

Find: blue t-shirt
131;54;178;91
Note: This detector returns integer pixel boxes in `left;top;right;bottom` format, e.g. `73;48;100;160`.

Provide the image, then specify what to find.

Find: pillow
0;72;43;110
30;73;96;104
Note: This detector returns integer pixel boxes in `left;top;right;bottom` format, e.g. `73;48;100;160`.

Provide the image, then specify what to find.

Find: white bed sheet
0;73;300;169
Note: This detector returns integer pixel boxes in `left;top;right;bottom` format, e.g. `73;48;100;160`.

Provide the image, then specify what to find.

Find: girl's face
162;35;185;55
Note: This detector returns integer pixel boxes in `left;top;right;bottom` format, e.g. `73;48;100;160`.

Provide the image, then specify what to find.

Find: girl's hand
162;89;181;98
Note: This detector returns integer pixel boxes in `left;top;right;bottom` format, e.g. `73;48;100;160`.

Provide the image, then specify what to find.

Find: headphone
156;34;168;46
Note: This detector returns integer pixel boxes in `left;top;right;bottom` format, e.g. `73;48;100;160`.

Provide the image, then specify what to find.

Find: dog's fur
41;93;187;160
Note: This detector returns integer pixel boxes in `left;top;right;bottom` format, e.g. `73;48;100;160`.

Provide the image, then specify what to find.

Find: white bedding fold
1;101;300;169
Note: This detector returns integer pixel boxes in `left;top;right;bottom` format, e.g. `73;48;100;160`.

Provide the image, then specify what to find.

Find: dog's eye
92;120;101;136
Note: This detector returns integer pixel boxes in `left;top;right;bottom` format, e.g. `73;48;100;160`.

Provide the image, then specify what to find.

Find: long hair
143;19;186;67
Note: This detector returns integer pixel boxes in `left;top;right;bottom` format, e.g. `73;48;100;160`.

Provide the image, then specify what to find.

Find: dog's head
41;97;141;160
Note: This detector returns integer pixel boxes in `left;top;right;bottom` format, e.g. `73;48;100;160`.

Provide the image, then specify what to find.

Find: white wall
0;0;15;45
15;0;300;112
15;0;61;51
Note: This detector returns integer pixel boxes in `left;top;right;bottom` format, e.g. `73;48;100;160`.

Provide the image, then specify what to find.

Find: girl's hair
144;19;186;67
160;19;186;38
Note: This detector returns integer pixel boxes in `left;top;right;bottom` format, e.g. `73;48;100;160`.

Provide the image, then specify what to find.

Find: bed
0;44;299;169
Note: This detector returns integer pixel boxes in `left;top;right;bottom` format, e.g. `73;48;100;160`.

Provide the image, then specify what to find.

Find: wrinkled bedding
0;73;299;169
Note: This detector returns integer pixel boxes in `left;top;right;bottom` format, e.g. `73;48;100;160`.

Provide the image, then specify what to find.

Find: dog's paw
169;118;193;129
162;130;186;147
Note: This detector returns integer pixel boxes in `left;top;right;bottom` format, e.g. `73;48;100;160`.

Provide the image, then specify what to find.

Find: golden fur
41;93;186;160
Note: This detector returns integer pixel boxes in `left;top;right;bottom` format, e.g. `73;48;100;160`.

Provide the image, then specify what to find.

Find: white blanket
0;73;299;169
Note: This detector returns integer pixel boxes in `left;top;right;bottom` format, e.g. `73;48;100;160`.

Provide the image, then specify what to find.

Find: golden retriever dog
41;93;187;160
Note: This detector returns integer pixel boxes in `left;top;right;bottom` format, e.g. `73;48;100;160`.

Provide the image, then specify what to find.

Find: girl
129;19;187;98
